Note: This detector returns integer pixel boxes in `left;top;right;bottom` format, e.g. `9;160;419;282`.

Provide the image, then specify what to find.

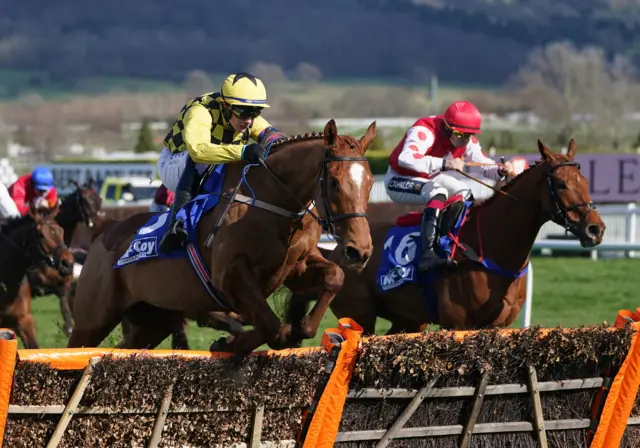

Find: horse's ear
88;177;96;190
537;138;554;161
69;179;79;189
567;139;577;160
323;119;338;146
359;121;377;154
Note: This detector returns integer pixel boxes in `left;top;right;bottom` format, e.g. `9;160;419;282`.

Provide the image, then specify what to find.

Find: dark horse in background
22;180;104;336
0;203;75;348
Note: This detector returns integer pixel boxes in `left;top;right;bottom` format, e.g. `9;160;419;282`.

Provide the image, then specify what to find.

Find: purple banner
495;153;640;204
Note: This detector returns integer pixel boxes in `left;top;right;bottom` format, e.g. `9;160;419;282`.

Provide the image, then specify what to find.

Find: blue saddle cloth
114;164;227;268
376;200;473;321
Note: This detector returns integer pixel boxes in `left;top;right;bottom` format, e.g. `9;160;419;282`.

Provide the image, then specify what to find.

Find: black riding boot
418;207;457;273
159;158;199;253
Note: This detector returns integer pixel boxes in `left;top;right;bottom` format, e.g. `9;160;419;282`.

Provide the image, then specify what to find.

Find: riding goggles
445;121;473;139
231;105;262;119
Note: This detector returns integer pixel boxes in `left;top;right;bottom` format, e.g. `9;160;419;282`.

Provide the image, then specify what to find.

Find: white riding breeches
157;148;210;192
384;169;472;205
0;181;19;219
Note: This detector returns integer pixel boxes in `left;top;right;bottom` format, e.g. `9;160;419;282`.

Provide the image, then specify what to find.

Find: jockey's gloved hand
498;161;516;178
242;143;267;164
32;196;50;209
443;158;465;171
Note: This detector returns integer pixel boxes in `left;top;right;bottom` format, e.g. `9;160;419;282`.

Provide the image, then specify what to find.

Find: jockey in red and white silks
384;100;517;272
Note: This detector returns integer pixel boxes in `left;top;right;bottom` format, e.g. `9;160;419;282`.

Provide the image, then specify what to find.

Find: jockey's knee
426;186;448;208
460;189;474;201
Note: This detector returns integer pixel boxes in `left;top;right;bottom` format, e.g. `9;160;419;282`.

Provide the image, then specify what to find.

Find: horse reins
546;161;597;233
456;158;596;232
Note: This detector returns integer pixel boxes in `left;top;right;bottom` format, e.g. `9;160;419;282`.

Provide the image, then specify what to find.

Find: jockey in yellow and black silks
156;72;284;253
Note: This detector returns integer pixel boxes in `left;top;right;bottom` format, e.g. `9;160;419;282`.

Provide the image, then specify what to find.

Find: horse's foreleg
119;303;187;349
283;290;313;335
284;250;344;344
171;320;190;350
11;280;39;349
196;311;246;336
58;281;75;337
15;313;39;349
67;248;125;348
120;317;177;349
217;263;283;358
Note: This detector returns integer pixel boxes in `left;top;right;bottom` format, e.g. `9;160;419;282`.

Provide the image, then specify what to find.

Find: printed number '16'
394;232;420;266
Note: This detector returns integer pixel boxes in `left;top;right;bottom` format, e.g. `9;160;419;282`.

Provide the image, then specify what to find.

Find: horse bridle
73;187;95;228
547;161;597;234
39;222;73;275
1;218;71;276
317;154;370;235
259;148;370;238
30;218;72;277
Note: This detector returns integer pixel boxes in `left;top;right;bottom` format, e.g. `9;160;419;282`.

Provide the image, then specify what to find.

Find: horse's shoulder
102;212;155;251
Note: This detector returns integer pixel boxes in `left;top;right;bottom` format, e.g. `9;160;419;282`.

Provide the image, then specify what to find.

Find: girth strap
185;242;232;311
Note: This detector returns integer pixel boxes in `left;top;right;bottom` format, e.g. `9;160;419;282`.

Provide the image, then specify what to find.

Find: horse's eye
330;178;339;190
556;181;567;190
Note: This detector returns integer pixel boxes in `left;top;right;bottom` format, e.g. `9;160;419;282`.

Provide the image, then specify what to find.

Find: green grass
22;257;640;351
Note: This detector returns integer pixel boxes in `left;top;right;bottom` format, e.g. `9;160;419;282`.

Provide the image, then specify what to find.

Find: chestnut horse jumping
284;139;606;335
68;120;376;357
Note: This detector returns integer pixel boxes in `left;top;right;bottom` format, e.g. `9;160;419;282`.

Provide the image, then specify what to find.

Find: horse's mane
0;214;35;236
475;158;545;209
267;131;325;156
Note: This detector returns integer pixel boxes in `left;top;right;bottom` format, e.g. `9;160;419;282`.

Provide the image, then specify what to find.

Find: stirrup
159;220;188;252
419;253;457;273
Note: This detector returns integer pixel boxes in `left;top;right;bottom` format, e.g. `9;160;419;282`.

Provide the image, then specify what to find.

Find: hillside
1;0;638;89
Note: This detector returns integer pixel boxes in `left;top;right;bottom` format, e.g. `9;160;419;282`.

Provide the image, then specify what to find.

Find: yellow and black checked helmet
220;73;270;108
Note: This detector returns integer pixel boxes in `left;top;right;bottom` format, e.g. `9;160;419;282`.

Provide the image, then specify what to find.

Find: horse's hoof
209;337;233;353
229;353;248;366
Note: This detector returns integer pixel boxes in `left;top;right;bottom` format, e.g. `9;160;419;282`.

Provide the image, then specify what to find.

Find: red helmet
443;101;482;134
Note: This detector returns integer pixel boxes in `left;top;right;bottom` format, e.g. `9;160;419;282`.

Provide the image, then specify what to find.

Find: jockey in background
8;167;59;216
156;72;285;253
0;180;20;219
149;183;174;213
384;100;518;273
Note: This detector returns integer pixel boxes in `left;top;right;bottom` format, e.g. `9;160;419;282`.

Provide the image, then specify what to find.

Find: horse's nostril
345;246;362;262
586;224;600;238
